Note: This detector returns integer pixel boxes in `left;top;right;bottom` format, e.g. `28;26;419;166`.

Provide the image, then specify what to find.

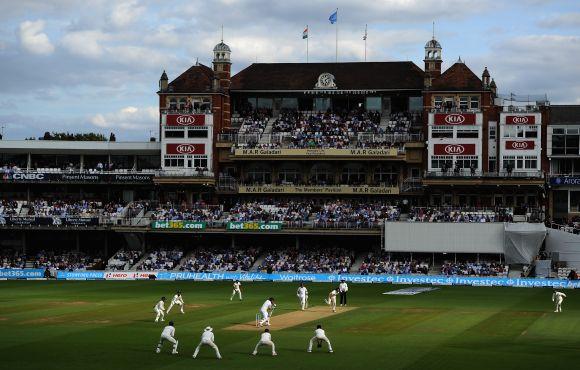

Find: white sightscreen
384;222;505;253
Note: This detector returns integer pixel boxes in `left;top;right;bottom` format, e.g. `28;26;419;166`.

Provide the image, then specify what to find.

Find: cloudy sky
0;0;579;140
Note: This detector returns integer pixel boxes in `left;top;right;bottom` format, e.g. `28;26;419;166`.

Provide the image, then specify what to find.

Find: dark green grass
1;281;579;370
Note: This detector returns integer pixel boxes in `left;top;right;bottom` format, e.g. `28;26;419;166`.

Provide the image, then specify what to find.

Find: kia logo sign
444;114;465;125
511;116;528;124
176;144;196;154
176;115;196;125
511;141;528;149
444;144;465;154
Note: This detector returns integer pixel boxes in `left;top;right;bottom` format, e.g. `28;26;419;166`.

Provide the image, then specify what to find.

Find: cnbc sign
226;222;283;231
151;220;206;230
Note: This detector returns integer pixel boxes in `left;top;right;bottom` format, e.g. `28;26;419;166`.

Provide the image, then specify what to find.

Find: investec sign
433;144;476;155
433;113;476;125
233;148;398;157
165;114;205;126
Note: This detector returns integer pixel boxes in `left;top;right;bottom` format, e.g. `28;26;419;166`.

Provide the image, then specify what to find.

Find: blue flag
329;10;337;24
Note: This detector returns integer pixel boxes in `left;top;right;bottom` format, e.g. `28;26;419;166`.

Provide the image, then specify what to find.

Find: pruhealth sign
0;269;45;279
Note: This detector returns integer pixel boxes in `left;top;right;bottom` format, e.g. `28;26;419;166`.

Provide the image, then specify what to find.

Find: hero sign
166;114;205;126
166;143;205;155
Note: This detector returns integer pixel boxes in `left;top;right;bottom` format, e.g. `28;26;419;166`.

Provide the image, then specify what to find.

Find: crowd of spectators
151;202;223;222
0;249;27;268
30;250;103;270
138;248;183;271
106;249;142;270
27;199;104;217
181;247;259;272
408;207;514;223
359;253;429;275
313;201;400;227
440;261;509;277
238;109;272;135
225;201;312;223
259;247;354;273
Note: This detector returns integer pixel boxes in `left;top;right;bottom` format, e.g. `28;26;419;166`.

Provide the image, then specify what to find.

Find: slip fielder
257;297;276;327
192;326;222;359
552;289;567;313
307;324;333;353
167;291;184;314
154;296;166;322
230;280;243;301
297;283;308;310
252;328;277;356
155;321;178;354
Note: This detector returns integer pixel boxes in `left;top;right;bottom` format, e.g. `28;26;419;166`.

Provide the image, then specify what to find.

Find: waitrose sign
226;222;283;231
151;220;206;229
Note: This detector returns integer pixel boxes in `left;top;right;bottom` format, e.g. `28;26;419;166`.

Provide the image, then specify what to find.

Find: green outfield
1;281;579;370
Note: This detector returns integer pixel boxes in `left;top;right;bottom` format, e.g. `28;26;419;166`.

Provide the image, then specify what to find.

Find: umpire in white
339;279;348;306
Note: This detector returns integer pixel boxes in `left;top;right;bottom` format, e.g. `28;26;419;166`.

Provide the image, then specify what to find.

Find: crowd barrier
2;269;580;288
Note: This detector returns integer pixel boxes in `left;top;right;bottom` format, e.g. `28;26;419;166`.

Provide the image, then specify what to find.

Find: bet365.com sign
226;222;283;231
151;220;206;229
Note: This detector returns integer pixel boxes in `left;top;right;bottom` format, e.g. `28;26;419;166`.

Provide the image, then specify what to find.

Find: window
279;168;301;184
432;131;453;138
566;134;579;155
489;157;497;172
341;165;366;185
459;96;469;110
457;129;479;138
193;156;208;168
246;167;271;184
455;156;478;169
470;96;479;109
503;156;516;170
188;129;208;138
165;130;185;138
524;156;537;169
431;155;452;169
374;166;398;186
164;156;184;167
169;98;177;110
434;96;443;109
525;126;538;138
366;97;382;111
552;133;565;155
489;126;496;140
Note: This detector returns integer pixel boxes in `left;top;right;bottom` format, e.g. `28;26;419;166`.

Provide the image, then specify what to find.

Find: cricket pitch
225;305;358;331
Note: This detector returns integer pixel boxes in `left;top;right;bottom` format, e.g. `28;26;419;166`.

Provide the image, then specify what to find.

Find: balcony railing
0;168;214;178
425;170;544;178
430;108;481;113
160;109;211;115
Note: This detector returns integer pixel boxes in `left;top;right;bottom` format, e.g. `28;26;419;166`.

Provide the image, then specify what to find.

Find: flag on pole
329;10;337;24
363;24;367;40
302;26;308;39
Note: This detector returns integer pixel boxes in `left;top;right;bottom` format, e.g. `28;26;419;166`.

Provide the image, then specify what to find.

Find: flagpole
364;24;367;62
307;25;309;63
335;8;338;63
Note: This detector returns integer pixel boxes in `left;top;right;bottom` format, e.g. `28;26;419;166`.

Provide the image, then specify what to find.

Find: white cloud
61;30;110;58
19;20;54;55
538;13;580;29
90;105;157;130
110;0;146;28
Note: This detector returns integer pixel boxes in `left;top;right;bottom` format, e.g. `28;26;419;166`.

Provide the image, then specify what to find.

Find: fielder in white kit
192;326;222;359
230;280;242;301
155;321;178;354
167;291;184;314
258;297;276;327
552;289;567;312
252;328;277;356
154;297;166;322
297;283;308;310
307;324;333;353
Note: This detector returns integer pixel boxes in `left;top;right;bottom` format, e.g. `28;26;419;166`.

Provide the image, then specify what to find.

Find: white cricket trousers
308;335;333;352
193;339;222;358
259;310;270;326
154;308;165;322
298;295;307;310
230;289;242;300
330;297;337;312
157;334;178;353
167;301;184;314
253;340;276;355
555;298;563;312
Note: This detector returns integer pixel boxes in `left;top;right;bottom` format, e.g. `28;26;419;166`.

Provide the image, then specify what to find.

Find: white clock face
320;74;331;86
